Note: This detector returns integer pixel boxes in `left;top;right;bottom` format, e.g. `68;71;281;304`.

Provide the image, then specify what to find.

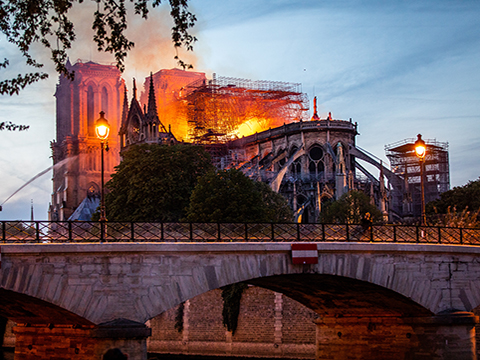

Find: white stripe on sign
291;243;318;264
291;250;318;258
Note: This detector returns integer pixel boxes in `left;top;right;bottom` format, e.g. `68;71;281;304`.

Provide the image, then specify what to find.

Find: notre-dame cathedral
49;60;381;222
50;60;449;223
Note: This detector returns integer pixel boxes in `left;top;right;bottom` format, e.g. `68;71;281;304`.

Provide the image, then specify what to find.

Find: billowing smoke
66;1;198;77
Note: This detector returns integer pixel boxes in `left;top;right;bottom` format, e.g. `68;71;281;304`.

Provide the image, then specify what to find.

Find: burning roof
141;70;309;142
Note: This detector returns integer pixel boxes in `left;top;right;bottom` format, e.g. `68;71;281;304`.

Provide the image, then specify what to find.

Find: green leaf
0;0;196;94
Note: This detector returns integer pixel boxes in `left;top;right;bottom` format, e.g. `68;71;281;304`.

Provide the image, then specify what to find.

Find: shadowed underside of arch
0;289;93;326
248;274;433;318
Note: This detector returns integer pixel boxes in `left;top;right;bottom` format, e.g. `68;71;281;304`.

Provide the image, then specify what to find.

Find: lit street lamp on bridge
414;134;426;226
95;111;110;223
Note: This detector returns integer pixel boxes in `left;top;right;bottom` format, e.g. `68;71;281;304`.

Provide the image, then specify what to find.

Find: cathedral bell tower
50;60;124;220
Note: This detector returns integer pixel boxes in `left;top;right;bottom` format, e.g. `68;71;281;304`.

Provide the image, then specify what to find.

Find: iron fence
1;221;480;245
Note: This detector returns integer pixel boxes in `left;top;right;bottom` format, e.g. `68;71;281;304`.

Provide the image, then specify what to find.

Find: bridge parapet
2;221;480;244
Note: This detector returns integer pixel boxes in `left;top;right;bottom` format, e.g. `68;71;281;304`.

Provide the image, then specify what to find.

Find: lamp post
95;111;110;223
414;134;426;226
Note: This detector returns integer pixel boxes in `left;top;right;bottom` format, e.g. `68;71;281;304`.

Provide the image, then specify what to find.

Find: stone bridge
1;242;480;359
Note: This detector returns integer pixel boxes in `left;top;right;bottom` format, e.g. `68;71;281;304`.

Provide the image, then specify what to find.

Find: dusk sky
0;0;479;220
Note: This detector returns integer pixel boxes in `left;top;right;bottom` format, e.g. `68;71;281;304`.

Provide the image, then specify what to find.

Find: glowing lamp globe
95;111;110;140
414;134;426;159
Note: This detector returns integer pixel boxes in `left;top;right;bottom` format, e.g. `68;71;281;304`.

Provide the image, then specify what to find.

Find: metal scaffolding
385;138;449;219
180;75;309;143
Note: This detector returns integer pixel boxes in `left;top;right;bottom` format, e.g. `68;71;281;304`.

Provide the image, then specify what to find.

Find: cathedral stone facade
50;62;389;222
224;112;359;223
50;63;190;220
50;60;124;220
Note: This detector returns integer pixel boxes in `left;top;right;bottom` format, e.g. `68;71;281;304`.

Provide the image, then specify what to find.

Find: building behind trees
50;61;449;223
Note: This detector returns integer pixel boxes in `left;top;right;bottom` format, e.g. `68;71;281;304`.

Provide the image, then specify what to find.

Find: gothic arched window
309;160;325;179
87;86;95;136
87;183;100;198
101;86;108;114
317;161;325;174
289;146;301;176
87;153;94;171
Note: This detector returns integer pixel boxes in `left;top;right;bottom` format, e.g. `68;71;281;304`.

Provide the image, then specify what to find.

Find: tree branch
0;0;197;94
0;121;30;131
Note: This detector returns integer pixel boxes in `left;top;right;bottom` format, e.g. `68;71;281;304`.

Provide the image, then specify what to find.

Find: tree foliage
0;0;196;95
428;207;480;228
320;190;383;224
255;180;294;223
426;178;480;227
221;282;248;335
174;302;184;333
104;144;214;221
183;168;293;223
426;178;480;215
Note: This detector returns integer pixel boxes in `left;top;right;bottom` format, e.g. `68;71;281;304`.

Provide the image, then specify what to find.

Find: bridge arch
143;259;436;323
0;288;93;326
247;274;432;318
135;243;480;323
1;242;479;359
2;243;480;324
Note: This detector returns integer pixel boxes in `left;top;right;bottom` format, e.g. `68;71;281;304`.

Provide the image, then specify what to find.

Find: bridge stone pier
0;242;480;359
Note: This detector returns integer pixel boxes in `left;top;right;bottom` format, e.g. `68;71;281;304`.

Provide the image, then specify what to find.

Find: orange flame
140;70;307;142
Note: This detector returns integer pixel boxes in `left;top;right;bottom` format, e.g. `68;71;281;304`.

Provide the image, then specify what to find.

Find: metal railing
1;221;480;245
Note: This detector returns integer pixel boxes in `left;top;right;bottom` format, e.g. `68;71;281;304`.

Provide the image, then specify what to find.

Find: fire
141;70;308;143
235;118;266;138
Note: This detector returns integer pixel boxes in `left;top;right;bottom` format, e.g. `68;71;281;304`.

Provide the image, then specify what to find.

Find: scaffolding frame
181;75;309;143
385;138;449;219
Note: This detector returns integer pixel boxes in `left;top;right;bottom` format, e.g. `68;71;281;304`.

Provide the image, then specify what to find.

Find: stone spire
335;142;347;199
126;78;145;141
144;71;167;133
129;78;142;112
147;72;158;118
311;97;320;121
132;78;137;100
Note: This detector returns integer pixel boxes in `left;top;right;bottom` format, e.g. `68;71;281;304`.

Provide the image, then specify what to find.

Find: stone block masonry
13;321;150;360
148;286;317;359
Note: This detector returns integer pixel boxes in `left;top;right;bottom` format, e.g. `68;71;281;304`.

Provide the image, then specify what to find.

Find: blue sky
1;0;479;220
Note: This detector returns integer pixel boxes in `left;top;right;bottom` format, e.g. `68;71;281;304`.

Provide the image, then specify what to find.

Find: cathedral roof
128;78;144;123
68;196;100;221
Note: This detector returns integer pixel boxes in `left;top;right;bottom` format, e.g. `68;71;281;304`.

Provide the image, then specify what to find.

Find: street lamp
414;134;426;225
95;111;110;223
